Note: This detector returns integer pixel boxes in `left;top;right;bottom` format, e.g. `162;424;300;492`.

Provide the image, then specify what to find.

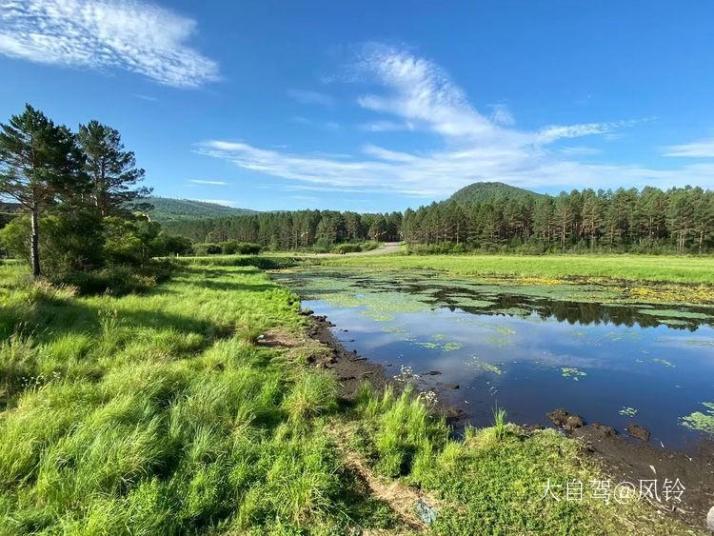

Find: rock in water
626;423;651;442
547;409;584;431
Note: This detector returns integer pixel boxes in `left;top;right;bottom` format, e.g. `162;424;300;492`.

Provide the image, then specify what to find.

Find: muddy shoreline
305;311;714;531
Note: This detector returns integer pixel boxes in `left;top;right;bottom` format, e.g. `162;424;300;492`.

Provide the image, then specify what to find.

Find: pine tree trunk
30;202;41;278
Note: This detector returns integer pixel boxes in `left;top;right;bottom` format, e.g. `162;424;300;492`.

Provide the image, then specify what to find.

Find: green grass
319;253;714;285
0;263;394;534
0;261;699;534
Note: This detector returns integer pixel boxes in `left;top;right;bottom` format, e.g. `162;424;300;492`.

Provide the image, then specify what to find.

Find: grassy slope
0;262;697;534
319;253;714;285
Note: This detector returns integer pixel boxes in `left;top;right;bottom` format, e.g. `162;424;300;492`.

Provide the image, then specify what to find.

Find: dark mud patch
573;423;714;530
307;313;387;399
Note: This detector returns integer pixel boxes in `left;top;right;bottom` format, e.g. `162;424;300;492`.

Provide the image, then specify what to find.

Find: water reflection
275;269;714;450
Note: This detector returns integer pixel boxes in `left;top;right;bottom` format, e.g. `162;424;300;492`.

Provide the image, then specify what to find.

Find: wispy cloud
197;43;711;196
490;103;515;126
189;179;228;186
663;138;714;158
287;89;335;107
358;120;414;132
194;199;235;207
559;146;602;157
133;94;158;102
0;0;219;87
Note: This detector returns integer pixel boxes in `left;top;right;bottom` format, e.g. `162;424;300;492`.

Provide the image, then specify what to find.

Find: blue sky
2;0;714;212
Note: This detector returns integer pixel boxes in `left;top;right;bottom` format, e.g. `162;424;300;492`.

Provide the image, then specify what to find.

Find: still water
275;268;714;450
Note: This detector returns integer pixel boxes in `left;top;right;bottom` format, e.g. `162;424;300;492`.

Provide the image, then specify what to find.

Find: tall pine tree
0;105;87;277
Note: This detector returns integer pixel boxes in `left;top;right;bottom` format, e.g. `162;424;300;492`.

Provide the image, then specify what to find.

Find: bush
220;240;240;255
151;234;193;256
1;210;104;275
60;262;172;296
406;242;471;255
192;243;222;256
233;242;261;255
333;243;362;254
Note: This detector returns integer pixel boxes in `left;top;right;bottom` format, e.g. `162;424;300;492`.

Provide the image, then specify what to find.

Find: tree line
164;186;713;254
402;186;714;254
164;210;402;252
0;105;182;293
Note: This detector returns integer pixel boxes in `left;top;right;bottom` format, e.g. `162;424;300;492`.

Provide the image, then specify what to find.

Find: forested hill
160;183;713;254
449;181;543;205
140;197;256;223
402;184;714;254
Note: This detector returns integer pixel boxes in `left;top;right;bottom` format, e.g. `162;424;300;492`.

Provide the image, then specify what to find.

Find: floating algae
469;356;503;375
638;309;711;321
561;367;587;381
619;406;639;417
681;402;714;435
449;297;496;309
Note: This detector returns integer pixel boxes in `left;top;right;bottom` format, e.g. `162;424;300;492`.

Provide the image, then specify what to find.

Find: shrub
0;211;104;275
60;262;171;296
406;242;471;255
192;243;222;256
333;243;362;254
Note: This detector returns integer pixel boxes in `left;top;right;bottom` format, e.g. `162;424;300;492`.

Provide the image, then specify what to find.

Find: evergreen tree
78;121;150;217
0;105;87;277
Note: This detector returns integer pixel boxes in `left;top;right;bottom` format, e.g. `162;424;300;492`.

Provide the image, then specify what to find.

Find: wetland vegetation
0;259;705;535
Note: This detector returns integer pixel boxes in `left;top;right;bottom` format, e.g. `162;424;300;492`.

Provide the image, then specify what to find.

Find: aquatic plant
492;405;508;440
469;356;503;375
561;367;587;381
618;406;639;417
681;402;714;435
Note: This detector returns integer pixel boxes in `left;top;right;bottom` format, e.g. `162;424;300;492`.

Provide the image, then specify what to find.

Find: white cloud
194;199;235;207
197;44;712;196
133;93;158;102
559;146;602;157
0;0;218;87
358;120;414;132
663;138;714;158
287;89;335;107
490;103;515;126
189;179;228;186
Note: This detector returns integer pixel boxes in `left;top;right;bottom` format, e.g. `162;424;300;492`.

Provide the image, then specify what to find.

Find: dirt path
328;423;435;533
355;242;402;256
311;242;403;258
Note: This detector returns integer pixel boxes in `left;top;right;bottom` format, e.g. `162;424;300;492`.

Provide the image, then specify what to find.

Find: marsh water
275;268;714;450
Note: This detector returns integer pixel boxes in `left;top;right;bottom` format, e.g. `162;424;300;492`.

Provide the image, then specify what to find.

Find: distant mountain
137;197;257;223
448;181;544;205
1;198;255;225
0;201;21;214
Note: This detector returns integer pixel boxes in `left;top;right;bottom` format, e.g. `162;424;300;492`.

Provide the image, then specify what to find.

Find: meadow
319;253;714;285
0;260;700;534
